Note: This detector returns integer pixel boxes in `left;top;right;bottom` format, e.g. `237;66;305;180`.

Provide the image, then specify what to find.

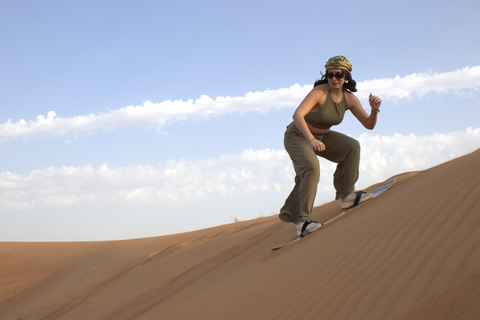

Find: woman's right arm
292;89;326;152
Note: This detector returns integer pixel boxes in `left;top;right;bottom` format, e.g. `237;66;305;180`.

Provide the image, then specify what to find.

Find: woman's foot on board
340;191;373;209
296;219;322;237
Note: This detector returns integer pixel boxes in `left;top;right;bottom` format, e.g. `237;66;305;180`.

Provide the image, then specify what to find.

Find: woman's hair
314;70;357;92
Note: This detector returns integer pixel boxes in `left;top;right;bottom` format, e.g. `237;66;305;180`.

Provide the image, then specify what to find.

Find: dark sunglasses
326;72;345;79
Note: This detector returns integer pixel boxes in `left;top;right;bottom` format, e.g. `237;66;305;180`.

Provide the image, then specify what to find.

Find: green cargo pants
279;123;360;224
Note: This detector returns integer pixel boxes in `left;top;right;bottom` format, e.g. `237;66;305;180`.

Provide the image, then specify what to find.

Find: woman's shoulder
305;84;328;109
312;83;329;95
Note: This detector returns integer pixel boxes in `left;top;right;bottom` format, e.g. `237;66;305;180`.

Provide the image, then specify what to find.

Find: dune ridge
1;149;479;319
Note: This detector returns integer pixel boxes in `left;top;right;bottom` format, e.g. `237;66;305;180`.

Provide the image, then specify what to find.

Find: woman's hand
309;138;326;152
369;93;381;112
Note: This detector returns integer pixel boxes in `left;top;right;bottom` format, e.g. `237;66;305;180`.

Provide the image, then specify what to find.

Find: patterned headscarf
324;56;352;73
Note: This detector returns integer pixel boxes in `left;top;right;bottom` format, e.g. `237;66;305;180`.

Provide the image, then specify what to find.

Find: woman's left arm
348;93;382;130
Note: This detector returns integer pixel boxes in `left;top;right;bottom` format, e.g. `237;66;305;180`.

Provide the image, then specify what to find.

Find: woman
279;55;382;237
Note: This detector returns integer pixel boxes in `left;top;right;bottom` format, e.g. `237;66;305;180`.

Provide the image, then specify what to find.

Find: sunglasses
326;72;345;79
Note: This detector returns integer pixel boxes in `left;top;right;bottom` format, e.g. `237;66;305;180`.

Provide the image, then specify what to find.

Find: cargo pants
279;123;360;224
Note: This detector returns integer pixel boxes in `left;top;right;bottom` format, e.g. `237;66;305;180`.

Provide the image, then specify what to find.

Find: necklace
332;93;342;103
330;88;343;103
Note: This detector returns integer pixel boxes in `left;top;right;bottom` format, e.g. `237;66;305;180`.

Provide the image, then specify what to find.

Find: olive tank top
303;89;348;130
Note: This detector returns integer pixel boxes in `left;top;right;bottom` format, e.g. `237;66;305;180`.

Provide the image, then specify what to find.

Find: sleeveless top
303;90;348;130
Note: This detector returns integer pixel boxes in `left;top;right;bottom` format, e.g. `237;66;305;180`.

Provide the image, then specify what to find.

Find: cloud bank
358;66;480;100
1;66;479;142
2;128;479;213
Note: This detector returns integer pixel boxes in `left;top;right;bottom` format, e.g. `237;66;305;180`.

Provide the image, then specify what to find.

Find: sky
1;0;479;241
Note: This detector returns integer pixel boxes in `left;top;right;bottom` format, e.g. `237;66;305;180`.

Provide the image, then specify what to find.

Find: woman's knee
298;160;320;181
336;137;360;163
338;135;360;154
350;138;360;154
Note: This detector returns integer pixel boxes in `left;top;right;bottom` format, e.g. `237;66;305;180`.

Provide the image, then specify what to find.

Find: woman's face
326;68;345;89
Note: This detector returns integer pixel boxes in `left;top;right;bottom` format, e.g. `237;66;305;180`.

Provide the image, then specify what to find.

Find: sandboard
271;178;396;251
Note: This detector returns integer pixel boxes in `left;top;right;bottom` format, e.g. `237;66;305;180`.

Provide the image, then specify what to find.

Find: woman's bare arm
348;93;381;130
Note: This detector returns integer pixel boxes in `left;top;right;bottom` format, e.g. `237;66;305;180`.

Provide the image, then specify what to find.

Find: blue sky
1;0;480;241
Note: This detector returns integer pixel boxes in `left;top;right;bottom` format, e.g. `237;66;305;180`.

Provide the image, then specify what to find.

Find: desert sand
1;149;480;320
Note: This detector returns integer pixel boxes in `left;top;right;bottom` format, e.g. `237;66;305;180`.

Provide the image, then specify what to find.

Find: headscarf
324;56;352;73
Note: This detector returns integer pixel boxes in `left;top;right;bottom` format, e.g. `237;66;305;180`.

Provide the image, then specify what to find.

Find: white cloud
357;127;480;189
0;149;292;212
0;85;308;142
357;66;480;100
1;66;479;142
1;128;479;213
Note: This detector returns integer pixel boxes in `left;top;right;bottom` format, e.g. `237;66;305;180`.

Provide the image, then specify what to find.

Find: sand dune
1;149;479;320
